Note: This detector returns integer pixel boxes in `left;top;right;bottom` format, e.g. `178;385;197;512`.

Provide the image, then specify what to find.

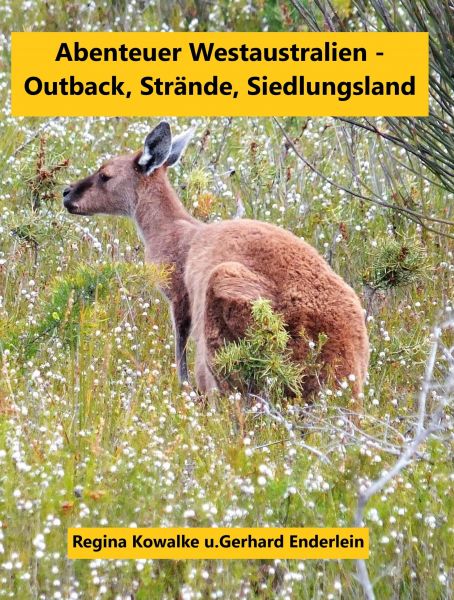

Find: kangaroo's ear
138;121;172;174
165;127;195;168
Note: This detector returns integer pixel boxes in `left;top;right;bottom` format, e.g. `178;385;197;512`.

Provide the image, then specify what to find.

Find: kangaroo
64;121;369;408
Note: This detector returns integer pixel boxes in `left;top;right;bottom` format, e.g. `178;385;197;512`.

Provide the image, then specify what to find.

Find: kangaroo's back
185;219;369;402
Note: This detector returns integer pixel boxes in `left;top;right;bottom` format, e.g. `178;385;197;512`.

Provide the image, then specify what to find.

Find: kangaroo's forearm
170;295;191;384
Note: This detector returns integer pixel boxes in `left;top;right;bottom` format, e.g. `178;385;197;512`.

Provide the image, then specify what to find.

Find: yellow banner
68;527;369;559
11;32;428;117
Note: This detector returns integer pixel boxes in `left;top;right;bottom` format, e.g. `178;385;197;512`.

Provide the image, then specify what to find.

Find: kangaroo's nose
63;186;72;197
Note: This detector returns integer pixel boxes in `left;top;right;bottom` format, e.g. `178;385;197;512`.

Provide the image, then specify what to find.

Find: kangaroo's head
63;121;194;216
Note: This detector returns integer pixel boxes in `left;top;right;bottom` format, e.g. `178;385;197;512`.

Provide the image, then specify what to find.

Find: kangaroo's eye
99;172;112;183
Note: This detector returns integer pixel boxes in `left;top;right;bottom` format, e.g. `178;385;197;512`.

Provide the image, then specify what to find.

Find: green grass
0;2;453;598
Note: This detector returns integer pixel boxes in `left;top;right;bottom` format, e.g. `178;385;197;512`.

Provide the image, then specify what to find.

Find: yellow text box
68;527;369;559
11;32;428;117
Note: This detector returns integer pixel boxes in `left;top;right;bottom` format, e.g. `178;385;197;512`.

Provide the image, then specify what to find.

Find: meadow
0;1;453;598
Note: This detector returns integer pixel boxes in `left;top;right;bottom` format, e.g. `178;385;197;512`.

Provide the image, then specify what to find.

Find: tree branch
354;317;453;599
273;118;454;239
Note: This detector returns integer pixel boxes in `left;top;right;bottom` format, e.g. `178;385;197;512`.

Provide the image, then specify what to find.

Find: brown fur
64;135;369;409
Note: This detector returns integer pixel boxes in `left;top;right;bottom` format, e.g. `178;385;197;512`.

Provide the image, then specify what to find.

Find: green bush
214;298;303;401
363;237;429;291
